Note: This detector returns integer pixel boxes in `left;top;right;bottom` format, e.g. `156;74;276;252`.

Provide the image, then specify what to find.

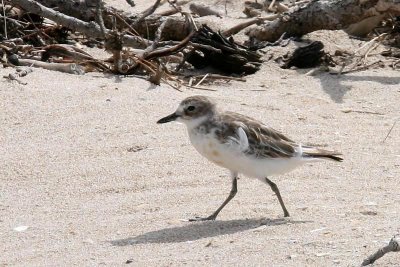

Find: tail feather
301;147;343;162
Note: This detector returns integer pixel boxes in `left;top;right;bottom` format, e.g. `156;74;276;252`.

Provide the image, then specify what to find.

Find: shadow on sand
314;73;399;103
110;218;311;246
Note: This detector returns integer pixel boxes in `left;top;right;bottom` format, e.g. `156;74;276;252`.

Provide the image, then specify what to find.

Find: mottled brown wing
216;112;298;158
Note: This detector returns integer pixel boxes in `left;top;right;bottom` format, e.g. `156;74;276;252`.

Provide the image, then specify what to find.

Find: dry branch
15;58;85;74
131;0;162;28
223;15;279;37
362;235;400;266
246;0;400;42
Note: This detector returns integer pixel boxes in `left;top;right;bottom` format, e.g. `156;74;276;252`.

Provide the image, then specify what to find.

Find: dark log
187;25;262;74
281;41;325;69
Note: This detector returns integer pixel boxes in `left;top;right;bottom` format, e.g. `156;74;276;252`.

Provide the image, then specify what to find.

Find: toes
188;216;215;221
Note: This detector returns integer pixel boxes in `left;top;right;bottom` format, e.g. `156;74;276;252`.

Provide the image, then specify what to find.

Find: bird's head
157;96;216;129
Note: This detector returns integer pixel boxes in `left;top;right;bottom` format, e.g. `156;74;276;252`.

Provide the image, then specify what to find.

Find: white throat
179;115;209;130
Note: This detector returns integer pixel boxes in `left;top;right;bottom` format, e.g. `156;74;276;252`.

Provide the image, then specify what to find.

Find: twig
144;31;195;60
330;60;382;75
150;18;168;50
341;109;384;115
288;0;312;7
268;0;277;12
194;73;208;87
0;15;28;28
191;74;246;82
2;0;7;39
186;85;217;91
337;33;388;75
108;10;142;39
189;42;221;53
223;15;280;36
276;3;290;12
158;0;190;15
362;235;400;266
131;0;162;27
354;33;388;55
184;12;198;31
382;119;398;143
95;0;106;37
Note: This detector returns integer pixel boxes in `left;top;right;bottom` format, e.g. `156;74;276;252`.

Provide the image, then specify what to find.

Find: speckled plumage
157;95;342;220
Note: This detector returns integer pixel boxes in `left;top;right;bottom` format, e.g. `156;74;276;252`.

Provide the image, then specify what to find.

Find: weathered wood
32;0;193;40
13;0;148;48
246;0;400;42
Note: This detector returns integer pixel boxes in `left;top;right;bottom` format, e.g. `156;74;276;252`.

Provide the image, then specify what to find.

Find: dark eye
187;105;195;111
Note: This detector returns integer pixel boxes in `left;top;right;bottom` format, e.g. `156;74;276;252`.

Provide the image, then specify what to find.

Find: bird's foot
188;215;216;222
283;211;290;217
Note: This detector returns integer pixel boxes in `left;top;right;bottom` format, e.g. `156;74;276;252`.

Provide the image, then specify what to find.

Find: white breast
188;129;309;178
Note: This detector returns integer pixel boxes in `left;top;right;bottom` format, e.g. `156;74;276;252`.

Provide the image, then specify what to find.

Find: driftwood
189;3;223;18
246;0;400;42
13;0;149;48
5;0;400;83
223;15;280;37
362;235;400;266
12;58;85;74
31;0;193;41
345;14;388;37
3;0;263;81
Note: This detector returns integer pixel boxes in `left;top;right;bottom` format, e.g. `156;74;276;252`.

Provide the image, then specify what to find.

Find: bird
157;95;343;221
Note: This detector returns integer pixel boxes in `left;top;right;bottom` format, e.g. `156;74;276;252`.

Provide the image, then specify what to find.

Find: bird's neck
185;115;210;131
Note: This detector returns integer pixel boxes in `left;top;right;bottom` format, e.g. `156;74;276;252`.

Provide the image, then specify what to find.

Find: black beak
157;113;179;124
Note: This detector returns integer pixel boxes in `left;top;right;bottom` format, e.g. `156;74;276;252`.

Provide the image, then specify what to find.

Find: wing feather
215;112;297;158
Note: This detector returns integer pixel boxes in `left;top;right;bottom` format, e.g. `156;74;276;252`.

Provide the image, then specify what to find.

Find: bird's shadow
110;217;311;246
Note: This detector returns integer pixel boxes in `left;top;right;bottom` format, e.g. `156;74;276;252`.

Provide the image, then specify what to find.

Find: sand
1;0;400;266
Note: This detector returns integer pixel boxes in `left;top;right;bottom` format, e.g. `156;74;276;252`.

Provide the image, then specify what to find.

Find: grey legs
188;174;289;221
265;177;290;217
189;173;238;221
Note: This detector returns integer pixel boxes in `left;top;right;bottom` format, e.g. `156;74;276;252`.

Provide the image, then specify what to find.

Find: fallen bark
246;0;400;42
187;25;262;74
